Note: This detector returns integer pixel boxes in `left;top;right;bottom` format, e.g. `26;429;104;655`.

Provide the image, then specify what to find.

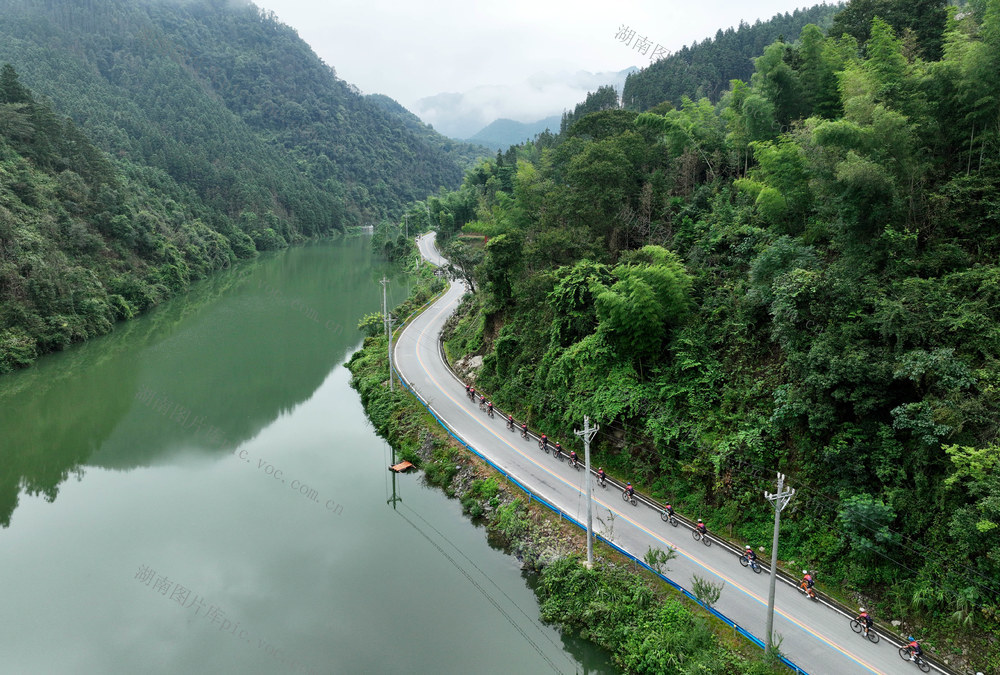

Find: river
0;237;616;674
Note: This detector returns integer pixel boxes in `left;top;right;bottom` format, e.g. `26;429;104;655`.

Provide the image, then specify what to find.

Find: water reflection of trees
0;239;409;528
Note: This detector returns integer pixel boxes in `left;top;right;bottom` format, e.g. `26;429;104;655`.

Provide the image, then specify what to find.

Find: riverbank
346;273;783;674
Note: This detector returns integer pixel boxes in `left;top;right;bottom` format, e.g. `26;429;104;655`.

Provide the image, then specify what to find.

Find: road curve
396;233;929;675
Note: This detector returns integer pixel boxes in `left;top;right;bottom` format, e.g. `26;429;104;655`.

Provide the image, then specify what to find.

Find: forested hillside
622;3;841;110
0;0;474;372
424;0;1000;669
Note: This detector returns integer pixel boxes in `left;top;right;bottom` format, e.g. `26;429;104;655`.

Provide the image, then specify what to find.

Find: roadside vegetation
407;0;1000;671
346;279;785;673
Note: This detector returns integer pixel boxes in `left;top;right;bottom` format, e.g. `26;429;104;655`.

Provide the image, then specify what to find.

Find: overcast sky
253;0;821;137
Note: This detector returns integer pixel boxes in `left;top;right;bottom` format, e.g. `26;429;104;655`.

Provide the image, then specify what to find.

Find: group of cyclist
464;381;928;668
854;609;924;663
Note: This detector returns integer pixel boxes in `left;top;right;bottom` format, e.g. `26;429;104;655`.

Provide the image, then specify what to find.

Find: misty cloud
415;67;637;140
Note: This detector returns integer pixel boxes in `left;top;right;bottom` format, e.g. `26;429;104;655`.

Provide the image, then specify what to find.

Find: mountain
0;0;466;226
0;0;471;372
365;93;489;169
622;4;842;110
465;115;562;152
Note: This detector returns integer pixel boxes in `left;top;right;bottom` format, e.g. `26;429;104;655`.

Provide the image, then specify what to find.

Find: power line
394;506;568;674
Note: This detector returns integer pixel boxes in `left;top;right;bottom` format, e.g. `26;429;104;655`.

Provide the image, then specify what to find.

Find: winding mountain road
398;234;940;675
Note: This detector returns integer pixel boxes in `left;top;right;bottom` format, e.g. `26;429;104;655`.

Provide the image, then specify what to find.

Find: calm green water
0;237;616;675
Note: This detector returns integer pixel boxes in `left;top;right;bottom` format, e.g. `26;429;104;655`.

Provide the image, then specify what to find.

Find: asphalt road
399;234;934;675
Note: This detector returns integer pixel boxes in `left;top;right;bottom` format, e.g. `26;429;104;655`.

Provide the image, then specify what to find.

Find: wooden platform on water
389;461;414;473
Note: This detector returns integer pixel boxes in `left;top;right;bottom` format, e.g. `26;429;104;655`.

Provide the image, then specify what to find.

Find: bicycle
486;407;494;418
596;474;607;489
739;554;762;574
520;426;528;439
479;399;486;411
660;510;678;526
897;647;930;672
569;456;581;471
622;490;637;506
538;439;549;454
691;530;712;546
849;620;880;644
506;418;514;431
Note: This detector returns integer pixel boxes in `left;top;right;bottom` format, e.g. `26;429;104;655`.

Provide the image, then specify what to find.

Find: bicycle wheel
867;630;880;644
752;562;762;574
692;530;701;542
623;491;631;503
669;515;678;527
851;620;862;634
703;535;712;547
661;510;670;522
739;555;749;568
630;496;637;506
898;647;910;661
917;658;930;673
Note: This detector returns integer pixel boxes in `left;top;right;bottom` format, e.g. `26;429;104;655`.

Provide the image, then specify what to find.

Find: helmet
859;608;866;613
745;545;751;550
803;569;809;574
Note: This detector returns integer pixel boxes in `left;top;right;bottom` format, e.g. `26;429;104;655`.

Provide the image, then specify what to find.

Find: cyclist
539;434;548;450
554;442;562;455
743;545;758;566
597;467;606;485
486;400;493;415
664;502;674;518
695;519;707;536
625;482;635;498
465;383;471;396
469;386;475;400
520;422;528;437
906;637;923;662
856;608;873;636
800;570;815;596
507;414;514;429
569;449;578;466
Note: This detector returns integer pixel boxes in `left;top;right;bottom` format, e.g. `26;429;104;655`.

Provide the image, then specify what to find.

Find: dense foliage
428;0;1000;668
622;4;842;111
0;0;475;371
537;557;780;674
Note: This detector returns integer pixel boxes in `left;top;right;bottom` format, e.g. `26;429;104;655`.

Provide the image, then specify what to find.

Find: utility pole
764;472;795;651
380;276;393;392
575;415;599;568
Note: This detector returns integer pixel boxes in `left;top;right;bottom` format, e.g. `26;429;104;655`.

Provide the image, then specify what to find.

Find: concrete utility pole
575;415;599;567
764;472;795;651
380;276;393;392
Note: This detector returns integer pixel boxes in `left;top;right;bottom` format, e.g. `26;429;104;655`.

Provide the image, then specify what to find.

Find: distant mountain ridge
416;67;638;140
465;115;562;152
